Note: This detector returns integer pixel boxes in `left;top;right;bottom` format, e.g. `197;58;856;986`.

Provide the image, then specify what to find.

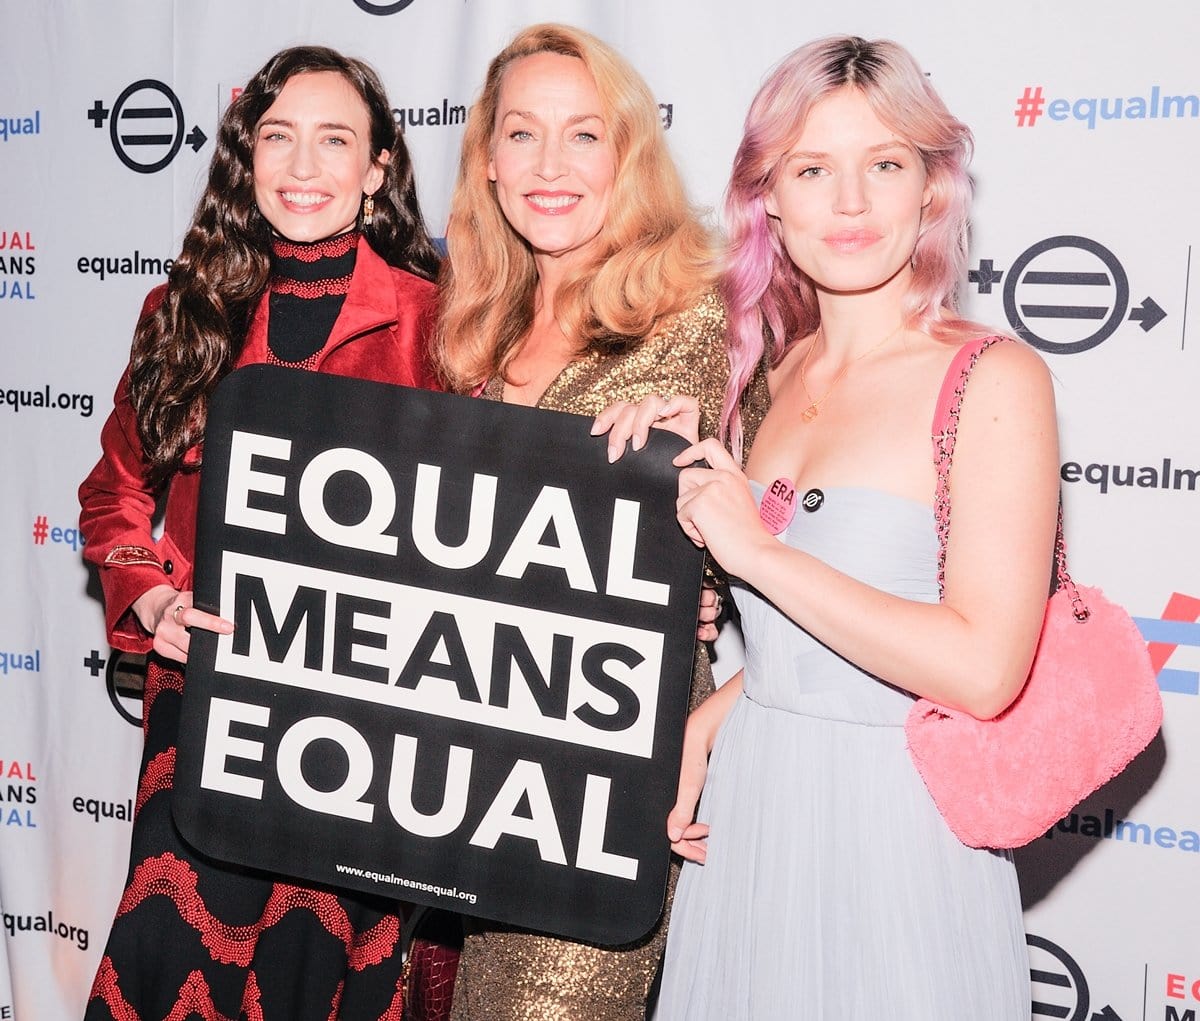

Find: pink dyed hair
721;36;978;456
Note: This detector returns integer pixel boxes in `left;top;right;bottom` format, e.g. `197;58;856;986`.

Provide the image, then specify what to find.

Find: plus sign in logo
1028;934;1126;1021
968;236;1167;354
87;80;207;174
1135;593;1200;696
84;647;146;727
352;0;418;12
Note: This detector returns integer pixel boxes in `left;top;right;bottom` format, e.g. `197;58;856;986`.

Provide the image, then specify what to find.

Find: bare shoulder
957;336;1054;411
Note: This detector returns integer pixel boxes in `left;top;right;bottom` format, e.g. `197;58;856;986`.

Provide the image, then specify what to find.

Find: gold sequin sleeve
450;291;730;1021
534;288;729;440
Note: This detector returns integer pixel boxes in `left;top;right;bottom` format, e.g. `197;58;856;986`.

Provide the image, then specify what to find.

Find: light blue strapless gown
654;486;1030;1020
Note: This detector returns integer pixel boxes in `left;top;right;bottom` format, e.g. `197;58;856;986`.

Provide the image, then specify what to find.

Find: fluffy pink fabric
906;584;1162;849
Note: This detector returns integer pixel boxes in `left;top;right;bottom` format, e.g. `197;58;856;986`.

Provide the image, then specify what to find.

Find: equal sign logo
86;80;207;174
968;235;1167;355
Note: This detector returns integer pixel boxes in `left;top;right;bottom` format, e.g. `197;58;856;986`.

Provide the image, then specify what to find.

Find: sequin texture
450;292;731;1021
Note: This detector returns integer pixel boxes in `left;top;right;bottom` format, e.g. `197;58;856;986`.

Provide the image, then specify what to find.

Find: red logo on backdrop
1135;593;1200;696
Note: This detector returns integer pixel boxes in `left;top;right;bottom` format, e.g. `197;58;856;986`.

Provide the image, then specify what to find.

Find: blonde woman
435;23;758;1020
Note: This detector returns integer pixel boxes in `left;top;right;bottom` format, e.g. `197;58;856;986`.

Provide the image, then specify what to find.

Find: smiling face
765;86;932;298
252;70;387;243
487;51;616;269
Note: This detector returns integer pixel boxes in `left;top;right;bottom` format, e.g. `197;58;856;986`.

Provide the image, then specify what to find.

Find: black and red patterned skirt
85;656;411;1021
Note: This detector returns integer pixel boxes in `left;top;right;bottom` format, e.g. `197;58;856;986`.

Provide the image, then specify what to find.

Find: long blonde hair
435;23;716;392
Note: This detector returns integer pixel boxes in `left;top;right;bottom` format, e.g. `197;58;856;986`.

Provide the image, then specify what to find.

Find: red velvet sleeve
78;289;175;653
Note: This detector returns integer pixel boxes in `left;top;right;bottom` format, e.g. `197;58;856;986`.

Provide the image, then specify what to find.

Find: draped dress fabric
653;485;1031;1021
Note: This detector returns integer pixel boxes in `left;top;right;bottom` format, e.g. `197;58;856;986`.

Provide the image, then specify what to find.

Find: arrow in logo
186;126;207;152
1128;297;1166;331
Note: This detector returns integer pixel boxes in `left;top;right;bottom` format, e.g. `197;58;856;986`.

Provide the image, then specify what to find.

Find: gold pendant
802;405;819;422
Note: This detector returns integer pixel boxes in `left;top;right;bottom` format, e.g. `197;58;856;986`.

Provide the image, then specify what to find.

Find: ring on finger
172;604;185;626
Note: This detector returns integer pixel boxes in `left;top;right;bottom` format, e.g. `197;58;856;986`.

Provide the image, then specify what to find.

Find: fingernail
668;827;682;841
632;435;643;451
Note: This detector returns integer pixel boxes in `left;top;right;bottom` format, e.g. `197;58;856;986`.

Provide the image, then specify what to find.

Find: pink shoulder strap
930;336;1004;440
930;336;1011;592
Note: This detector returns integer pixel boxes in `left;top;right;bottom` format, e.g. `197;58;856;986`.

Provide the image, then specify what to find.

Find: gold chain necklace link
797;324;904;422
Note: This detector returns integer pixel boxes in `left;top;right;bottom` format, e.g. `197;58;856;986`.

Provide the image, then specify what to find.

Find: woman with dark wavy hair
80;45;439;1020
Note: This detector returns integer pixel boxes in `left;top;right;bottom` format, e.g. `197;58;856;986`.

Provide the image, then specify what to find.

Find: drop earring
362;194;374;226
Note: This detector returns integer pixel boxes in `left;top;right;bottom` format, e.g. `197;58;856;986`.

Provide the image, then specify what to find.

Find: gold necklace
797;324;903;422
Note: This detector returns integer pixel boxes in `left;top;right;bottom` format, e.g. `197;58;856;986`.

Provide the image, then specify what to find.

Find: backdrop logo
1060;457;1198;496
0;758;38;829
30;515;85;549
1;911;88;952
394;99;467;132
1045;807;1200;853
0;228;36;301
1;111;40;142
84;648;145;728
87;80;207;173
71;793;133;824
0;648;40;678
1015;85;1199;129
1165;973;1200;1021
353;0;418;13
1135;592;1200;696
969;235;1166;353
1027;934;1126;1020
76;250;173;282
3;387;94;417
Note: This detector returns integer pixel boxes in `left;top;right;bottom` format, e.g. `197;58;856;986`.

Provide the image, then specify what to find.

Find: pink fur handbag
904;337;1163;849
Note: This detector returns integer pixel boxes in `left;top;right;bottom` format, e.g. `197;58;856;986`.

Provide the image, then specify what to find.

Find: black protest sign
172;365;704;945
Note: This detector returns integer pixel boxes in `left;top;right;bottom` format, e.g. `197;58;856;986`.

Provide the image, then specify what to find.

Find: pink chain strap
930;336;1087;619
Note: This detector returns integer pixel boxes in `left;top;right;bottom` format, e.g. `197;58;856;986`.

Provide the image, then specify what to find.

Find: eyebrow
786;140;913;161
499;110;604;125
257;118;359;134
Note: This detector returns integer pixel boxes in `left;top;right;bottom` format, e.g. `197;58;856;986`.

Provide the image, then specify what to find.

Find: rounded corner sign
173;366;703;945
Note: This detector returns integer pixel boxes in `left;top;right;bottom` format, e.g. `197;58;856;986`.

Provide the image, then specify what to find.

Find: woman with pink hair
610;36;1056;1018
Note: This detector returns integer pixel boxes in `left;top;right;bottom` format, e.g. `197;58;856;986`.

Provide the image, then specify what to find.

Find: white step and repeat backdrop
1;1;1197;1018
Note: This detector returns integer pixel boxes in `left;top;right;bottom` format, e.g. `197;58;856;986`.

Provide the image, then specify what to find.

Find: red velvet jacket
79;237;439;652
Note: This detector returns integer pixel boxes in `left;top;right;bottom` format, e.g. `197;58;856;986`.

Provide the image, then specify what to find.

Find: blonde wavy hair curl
434;23;716;392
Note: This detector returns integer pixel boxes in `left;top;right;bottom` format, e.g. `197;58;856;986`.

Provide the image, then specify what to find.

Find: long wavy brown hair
129;45;440;486
434;23;716;393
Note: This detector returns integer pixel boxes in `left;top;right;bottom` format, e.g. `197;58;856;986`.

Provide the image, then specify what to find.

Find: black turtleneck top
267;230;358;368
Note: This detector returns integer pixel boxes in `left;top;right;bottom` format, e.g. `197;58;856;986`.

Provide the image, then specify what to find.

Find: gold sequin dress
449;290;739;1021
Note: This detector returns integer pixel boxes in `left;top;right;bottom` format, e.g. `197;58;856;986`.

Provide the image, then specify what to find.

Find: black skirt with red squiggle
85;657;409;1021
